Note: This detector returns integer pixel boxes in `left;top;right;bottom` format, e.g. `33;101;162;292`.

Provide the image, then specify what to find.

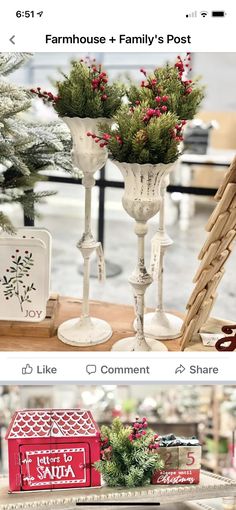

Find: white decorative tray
0;472;236;510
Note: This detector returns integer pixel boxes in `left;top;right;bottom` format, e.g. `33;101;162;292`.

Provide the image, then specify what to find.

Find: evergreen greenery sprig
2;248;35;312
0;53;33;77
95;417;163;488
31;58;125;118
88;104;181;165
128;54;204;121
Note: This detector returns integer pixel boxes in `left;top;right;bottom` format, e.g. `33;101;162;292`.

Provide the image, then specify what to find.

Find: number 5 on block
179;446;201;469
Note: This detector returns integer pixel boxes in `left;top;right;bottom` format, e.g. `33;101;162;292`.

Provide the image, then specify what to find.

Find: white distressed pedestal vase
111;161;173;352
58;117;112;346
142;175;183;339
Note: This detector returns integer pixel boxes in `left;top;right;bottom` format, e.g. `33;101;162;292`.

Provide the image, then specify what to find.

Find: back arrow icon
9;35;15;45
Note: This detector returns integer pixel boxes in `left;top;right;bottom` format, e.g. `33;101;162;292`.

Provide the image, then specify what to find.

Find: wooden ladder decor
180;156;236;351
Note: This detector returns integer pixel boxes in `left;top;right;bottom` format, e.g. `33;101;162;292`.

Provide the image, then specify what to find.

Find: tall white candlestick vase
111;161;173;352
58;117;112;346
142;175;183;339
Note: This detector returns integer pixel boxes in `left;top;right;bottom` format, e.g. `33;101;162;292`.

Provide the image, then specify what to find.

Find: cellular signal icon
186;10;197;17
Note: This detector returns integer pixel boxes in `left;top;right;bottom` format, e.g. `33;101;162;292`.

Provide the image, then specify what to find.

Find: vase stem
136;230;145;337
157;249;164;312
82;184;92;318
156;182;167;312
131;222;152;351
82;255;90;318
141;173;183;341
78;178;96;320
84;186;92;236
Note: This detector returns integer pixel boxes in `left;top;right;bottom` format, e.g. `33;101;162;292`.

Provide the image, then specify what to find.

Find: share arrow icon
175;364;186;375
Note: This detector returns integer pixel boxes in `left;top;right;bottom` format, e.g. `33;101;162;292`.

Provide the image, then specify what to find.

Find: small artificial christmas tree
128;54;204;121
30;57;125;118
0;53;72;232
88;103;181;165
2;121;73;222
95;417;163;487
0;53;33;231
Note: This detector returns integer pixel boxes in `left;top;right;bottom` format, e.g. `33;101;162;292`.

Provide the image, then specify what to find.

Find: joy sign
0;229;51;322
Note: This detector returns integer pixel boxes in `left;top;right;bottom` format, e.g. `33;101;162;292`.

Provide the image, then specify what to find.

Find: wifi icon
200;11;208;17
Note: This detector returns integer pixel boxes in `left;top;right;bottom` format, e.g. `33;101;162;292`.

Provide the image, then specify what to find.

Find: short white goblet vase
57;117;112;347
142;173;183;339
111;161;173;352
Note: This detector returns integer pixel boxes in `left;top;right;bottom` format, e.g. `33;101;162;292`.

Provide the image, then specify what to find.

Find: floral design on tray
1;249;36;312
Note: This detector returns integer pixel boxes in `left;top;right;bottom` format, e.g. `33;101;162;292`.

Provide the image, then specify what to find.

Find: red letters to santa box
5;408;101;493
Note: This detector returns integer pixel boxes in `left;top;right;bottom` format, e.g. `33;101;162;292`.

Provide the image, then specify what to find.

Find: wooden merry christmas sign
5;408;101;493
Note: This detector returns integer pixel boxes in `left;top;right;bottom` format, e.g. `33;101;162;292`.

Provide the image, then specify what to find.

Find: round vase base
58;317;112;347
134;311;183;339
111;336;168;352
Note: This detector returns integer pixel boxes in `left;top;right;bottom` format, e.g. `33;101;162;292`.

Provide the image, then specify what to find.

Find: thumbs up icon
22;363;33;375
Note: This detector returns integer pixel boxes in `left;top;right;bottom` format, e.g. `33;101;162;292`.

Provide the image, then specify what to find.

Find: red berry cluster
30;87;60;104
175;53;192;78
87;131;123;148
140;68;164;96
140;68;156;88
100;436;112;460
136;70;171;122
128;417;148;442
155;95;169;104
170;119;187;142
140;54;193;100
87;131;111;148
175;53;193;95
90;63;109;101
143;108;161;122
182;79;193;95
148;434;160;450
142;98;169;122
115;135;123;145
140;73;157;91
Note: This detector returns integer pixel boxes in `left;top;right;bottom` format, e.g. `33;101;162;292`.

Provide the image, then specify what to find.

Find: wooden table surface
0;471;235;509
0;297;229;351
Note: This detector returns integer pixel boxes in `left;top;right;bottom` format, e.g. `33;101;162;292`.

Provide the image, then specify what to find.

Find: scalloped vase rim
112;160;176;169
62;116;112;121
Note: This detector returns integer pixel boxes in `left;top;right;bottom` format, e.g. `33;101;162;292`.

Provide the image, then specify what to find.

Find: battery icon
211;11;226;17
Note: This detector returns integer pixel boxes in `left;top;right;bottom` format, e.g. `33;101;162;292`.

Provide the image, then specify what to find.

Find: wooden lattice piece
180;156;236;350
215;156;236;200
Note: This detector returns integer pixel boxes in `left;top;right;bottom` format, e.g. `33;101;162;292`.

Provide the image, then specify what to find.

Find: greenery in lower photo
95;417;163;487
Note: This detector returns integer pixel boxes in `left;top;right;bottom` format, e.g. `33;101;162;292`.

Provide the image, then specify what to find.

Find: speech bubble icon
86;364;97;375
